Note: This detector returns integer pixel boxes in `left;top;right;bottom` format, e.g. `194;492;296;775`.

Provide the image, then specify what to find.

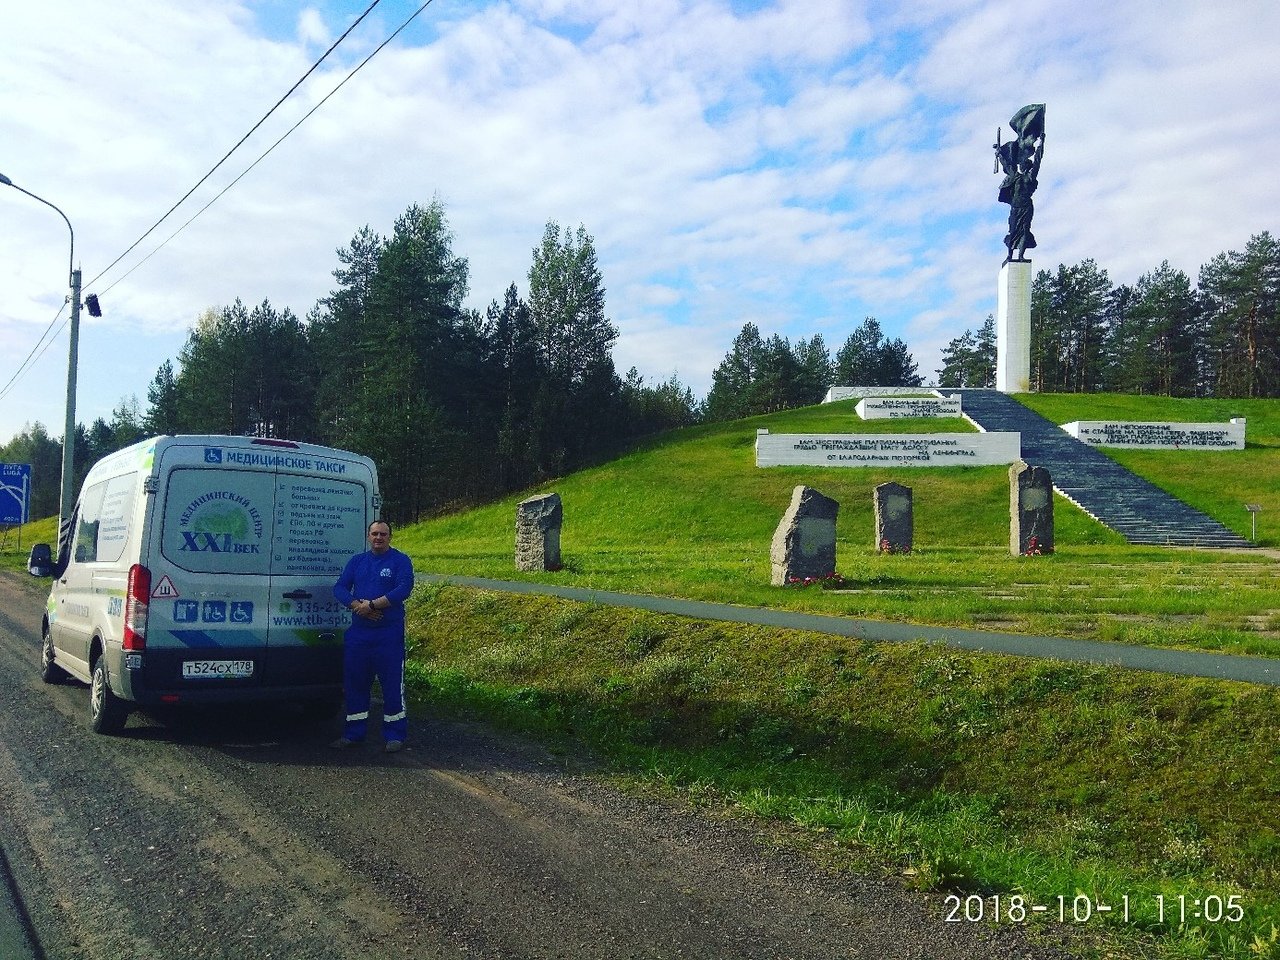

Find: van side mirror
27;543;54;578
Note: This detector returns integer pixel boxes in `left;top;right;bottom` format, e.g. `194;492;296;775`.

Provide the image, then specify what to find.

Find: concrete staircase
951;389;1253;549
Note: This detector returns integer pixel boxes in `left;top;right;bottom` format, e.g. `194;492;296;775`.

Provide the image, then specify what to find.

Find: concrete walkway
420;574;1280;688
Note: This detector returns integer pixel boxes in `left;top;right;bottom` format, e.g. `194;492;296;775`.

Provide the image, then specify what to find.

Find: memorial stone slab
516;492;563;571
756;430;1021;468
874;482;913;553
1009;461;1053;555
856;396;962;420
770;485;839;586
824;386;938;403
1060;419;1245;450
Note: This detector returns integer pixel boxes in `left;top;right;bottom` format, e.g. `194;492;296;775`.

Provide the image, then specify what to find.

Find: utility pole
0;171;82;541
63;267;83;535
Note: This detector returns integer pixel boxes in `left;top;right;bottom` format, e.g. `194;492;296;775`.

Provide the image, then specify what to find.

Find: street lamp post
1;172;83;541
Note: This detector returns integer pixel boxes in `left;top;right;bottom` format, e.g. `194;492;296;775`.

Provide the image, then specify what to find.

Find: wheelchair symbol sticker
230;601;254;624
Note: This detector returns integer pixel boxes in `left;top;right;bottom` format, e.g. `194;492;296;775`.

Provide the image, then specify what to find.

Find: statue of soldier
995;104;1046;264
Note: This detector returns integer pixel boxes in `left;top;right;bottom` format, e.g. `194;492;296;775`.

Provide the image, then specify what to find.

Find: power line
98;0;440;299
86;0;384;291
2;0;440;413
0;302;69;405
0;0;390;410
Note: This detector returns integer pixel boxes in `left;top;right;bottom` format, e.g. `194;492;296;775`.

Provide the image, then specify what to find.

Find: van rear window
162;470;274;575
161;468;366;576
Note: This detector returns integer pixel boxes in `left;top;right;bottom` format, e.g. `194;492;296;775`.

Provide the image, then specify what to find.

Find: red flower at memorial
786;572;848;589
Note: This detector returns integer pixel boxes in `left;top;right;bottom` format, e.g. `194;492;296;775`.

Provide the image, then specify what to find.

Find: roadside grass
396;396;1280;657
405;583;1280;960
0;516;57;575
394;393;1280;959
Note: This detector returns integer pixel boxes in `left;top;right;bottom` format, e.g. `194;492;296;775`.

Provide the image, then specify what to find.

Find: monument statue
994;104;1045;264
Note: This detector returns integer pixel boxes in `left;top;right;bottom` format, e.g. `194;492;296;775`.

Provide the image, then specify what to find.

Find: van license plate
182;660;254;679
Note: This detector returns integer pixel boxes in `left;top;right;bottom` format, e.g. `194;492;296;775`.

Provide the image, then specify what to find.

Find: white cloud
297;8;332;46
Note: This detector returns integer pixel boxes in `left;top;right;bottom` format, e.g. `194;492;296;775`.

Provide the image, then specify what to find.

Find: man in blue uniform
331;519;415;752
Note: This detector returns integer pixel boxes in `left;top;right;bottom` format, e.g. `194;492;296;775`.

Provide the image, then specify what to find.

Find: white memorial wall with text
856;396;962;420
755;430;1021;468
1061;419;1245;450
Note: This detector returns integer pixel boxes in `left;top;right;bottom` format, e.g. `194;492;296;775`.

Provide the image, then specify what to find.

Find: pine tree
833;318;923;387
527;222;622;472
363;201;474;519
703;323;765;421
1199;232;1280;397
791;334;833;405
310;225;385;450
483;283;544;489
937;330;976;388
833;318;883;385
144;360;181;435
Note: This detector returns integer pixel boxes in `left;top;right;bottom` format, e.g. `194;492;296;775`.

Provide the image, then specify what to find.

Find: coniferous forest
2;199;1276;523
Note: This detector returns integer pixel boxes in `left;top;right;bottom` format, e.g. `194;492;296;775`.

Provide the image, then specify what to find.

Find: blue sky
2;0;1278;443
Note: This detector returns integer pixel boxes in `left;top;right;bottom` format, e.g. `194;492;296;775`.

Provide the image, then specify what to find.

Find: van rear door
262;463;373;687
147;441;372;699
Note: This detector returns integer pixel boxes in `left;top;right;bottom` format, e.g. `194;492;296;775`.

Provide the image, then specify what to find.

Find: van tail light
123;564;151;651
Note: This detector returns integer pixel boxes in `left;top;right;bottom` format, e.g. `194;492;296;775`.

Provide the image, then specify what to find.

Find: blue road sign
0;464;32;525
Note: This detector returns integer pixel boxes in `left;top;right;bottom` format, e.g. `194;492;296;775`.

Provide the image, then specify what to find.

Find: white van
29;435;381;734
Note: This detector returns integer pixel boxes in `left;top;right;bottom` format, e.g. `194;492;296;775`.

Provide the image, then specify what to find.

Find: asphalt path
0;571;1077;960
419;574;1280;687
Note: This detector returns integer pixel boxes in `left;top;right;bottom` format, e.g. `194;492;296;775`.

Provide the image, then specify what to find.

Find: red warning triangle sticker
152;575;180;599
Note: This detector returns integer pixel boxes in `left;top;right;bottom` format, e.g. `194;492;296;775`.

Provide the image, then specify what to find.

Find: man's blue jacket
333;547;415;633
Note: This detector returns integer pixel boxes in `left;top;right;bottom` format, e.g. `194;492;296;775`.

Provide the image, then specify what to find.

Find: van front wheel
40;627;68;684
90;656;129;735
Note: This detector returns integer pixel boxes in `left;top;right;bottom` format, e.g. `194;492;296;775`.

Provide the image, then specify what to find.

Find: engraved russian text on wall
756;431;1021;468
1060;420;1245;450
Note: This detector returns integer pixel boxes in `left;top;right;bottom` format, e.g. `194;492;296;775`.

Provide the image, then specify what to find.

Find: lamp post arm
0;175;76;284
0;171;82;534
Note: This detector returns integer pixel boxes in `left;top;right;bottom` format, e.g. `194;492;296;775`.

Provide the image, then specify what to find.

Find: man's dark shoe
384;740;404;753
330;736;363;749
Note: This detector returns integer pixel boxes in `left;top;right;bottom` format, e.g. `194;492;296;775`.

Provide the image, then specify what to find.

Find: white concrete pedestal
996;260;1032;393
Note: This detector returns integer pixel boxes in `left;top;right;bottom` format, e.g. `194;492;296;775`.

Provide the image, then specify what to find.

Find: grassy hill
399;394;1280;657
1018;393;1278;545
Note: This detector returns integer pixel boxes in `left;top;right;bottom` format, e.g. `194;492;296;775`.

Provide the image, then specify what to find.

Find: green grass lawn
410;584;1280;960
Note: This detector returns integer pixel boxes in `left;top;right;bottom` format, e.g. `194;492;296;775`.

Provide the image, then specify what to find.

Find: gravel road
0;571;1079;960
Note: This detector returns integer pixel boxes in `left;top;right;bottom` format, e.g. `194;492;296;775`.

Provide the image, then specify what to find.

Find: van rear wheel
90;656;129;735
40;627;68;684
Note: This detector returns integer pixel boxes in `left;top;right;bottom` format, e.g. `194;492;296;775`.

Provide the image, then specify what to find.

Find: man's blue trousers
341;629;408;743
